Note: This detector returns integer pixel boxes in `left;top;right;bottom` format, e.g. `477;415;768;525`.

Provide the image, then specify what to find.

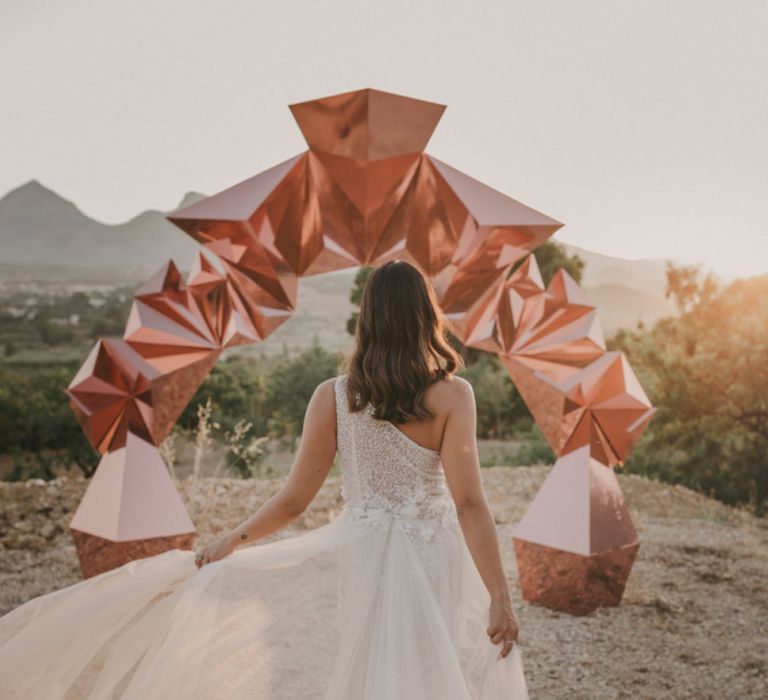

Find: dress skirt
0;507;528;699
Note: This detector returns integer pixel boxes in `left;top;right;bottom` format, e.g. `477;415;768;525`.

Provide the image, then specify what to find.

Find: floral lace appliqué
334;375;459;545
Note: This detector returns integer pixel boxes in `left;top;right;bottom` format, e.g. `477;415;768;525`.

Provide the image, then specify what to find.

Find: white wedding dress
0;374;528;699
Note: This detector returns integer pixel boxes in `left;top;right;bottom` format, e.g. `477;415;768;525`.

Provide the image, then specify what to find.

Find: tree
346;266;374;335
664;260;718;314
0;366;97;478
610;264;768;513
178;355;275;436
264;344;341;438
532;240;585;286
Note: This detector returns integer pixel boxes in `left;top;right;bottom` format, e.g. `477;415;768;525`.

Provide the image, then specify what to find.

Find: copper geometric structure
69;433;196;577
67;87;655;607
512;445;640;615
502;349;656;468
470;254;607;377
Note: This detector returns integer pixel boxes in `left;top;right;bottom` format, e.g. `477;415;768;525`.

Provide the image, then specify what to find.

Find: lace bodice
334;373;459;542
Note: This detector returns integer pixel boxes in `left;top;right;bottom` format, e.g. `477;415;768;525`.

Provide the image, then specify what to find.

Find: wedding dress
0;373;529;699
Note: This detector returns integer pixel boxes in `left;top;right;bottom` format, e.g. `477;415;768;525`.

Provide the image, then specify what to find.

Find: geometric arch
67;88;655;610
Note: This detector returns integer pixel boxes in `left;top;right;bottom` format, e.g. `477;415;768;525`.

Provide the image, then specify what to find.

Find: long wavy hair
342;259;465;423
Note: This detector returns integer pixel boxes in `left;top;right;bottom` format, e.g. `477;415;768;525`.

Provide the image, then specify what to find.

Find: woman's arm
439;378;520;658
195;377;338;568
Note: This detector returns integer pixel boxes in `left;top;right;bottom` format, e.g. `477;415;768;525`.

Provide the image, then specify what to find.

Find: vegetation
0;343;543;480
0;365;97;478
0;287;134;362
610;263;768;514
1;245;764;515
531;239;585;286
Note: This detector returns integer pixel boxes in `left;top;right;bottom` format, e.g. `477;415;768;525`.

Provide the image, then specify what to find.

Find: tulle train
0;511;528;699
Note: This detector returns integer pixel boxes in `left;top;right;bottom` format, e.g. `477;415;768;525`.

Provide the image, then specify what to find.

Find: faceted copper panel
502;350;656;468
67;338;161;453
125;254;267;355
166;89;564;331
67;87;654;588
184;252;265;348
69;433;196;577
67;337;217;454
465;254;606;374
395;157;565;344
71;530;196;579
513;446;640;553
288;87;446;160
167;154;334;282
511;445;640;614
70;433;195;541
513;538;639;616
124;259;220;365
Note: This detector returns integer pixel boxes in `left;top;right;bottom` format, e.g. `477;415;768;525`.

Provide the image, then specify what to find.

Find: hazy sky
1;0;766;281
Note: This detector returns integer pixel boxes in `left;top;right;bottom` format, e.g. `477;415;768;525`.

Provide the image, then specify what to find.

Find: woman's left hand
194;533;236;569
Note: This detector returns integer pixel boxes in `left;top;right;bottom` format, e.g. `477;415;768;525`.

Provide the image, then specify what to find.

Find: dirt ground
1;466;766;699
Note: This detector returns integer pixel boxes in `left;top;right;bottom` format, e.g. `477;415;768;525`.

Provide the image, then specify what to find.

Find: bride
0;259;529;699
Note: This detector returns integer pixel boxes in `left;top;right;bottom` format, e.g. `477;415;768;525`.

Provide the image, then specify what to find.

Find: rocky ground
1;466;766;699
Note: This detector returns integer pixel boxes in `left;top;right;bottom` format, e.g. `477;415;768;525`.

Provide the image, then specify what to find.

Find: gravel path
1;466;766;698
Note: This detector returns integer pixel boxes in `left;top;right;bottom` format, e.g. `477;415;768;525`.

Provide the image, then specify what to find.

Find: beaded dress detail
335;373;459;543
0;374;528;700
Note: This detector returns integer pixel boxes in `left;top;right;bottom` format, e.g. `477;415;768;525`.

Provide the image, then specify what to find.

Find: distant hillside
0;180;677;336
0;180;204;270
560;242;671;293
577;283;677;334
557;244;678;333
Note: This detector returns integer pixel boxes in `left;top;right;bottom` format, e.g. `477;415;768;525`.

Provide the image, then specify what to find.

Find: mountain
560;242;672;297
558;244;677;332
0;180;676;336
0;180;205;271
578;282;676;333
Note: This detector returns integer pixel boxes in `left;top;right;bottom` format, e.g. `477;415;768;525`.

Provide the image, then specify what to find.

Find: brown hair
342;259;464;423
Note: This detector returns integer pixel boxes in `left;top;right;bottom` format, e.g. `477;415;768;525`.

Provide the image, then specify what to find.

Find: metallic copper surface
503;350;656;468
124;259;220;367
288;87;446;160
71;530;196;579
408;157;565;344
512;538;639;616
69;433;195;577
466;254;606;373
67;88;655;591
67;337;217;454
185;252;262;349
67;338;162;453
511;445;640;614
70;433;195;540
513;445;639;554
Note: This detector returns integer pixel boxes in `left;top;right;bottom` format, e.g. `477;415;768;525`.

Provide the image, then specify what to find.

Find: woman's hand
487;598;520;659
194;533;237;569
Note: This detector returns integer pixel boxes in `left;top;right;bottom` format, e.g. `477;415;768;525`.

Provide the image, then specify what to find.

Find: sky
1;0;766;281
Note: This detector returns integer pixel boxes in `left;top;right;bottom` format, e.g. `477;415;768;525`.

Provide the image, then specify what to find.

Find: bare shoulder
425;374;474;415
317;376;338;392
304;377;337;416
314;377;338;402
